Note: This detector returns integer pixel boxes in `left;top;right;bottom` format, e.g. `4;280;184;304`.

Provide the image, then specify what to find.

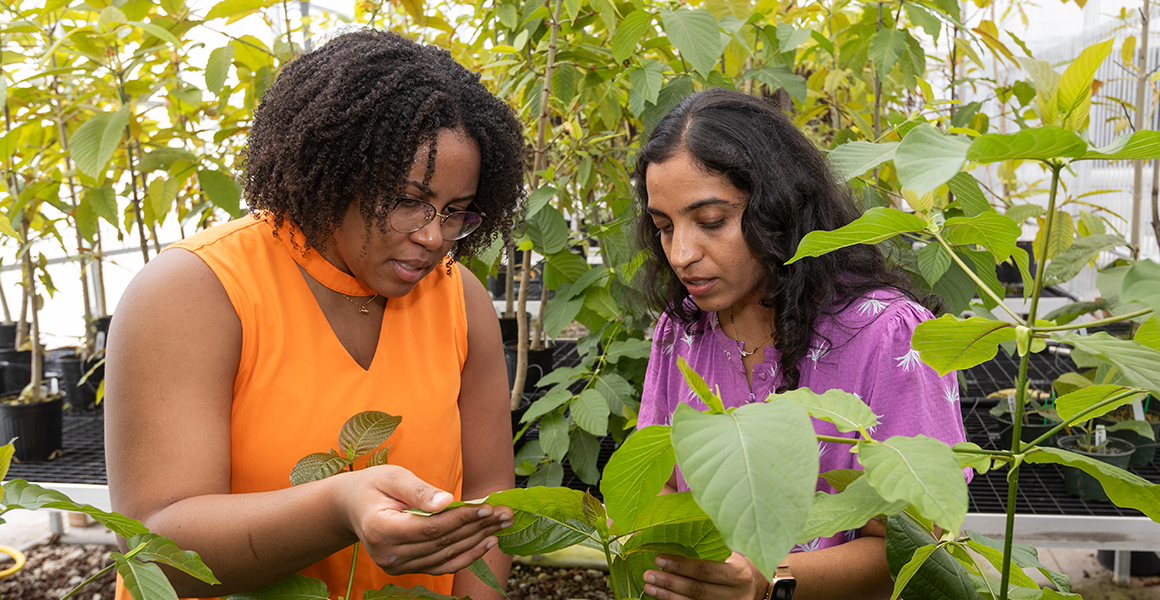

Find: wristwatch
763;563;796;600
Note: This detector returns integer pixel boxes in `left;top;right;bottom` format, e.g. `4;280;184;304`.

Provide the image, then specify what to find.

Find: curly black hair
242;28;525;260
633;88;937;391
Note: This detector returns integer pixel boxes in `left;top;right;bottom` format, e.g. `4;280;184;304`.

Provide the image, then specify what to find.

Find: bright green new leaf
365;584;461;600
1136;317;1160;352
488;487;597;555
788;207;927;263
780;387;878;434
70;105;130;179
1056;332;1160;395
206;45;236;94
2;480;148;538
744;65;807;103
1019;57;1060;126
1033;210;1075;261
1056;39;1114;131
127;533;219;584
338;410;402;458
964;539;1040;590
942;212;1020;263
602;425;677;533
798;476;907;543
539;412;570;462
1042;234;1128;286
572;388;610;436
671;399;818;579
660;8;721;78
966;126;1086;163
1120;259;1160;318
891;543;940;600
947;172;993;216
1081;130;1160;160
289;450;349;486
859;435;968;534
628;61;665;105
677;356;725;413
612;10;653;63
912;315;1017;375
129;21;180;46
198;169;242;218
114;553;178;600
868;28;908;74
205;0;271;24
827;141;899;181
894;124;972;195
1024;447;1160;520
1055;384;1146;425
227;573;329;600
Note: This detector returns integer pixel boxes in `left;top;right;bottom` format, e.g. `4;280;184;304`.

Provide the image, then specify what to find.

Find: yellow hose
0;545;26;578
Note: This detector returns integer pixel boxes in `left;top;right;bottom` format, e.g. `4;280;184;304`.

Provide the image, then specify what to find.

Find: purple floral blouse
639;291;968;553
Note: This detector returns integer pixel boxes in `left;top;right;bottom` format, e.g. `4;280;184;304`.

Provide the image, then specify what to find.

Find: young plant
0;440;219;600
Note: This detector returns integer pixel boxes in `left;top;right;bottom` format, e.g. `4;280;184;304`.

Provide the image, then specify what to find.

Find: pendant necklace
727;306;775;358
341;293;379;315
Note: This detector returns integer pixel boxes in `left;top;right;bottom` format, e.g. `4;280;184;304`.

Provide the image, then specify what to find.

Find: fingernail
500;520;513;529
644;573;655;584
432;492;453;507
388;556;398;564
644;585;656;596
478;508;494;518
486;539;497;550
656;558;672;570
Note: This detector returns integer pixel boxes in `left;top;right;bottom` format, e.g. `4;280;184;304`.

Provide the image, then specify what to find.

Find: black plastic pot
498;317;519;345
1056;435;1135;502
0;349;31;395
56;355;101;411
0;323;15;349
994;413;1058;450
504;343;555;394
1096;550;1160;577
0;393;64;461
1098;407;1160;468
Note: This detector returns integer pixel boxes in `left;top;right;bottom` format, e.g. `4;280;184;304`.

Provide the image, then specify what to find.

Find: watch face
771;579;796;600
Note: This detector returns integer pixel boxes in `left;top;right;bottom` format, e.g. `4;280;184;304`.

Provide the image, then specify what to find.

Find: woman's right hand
338;464;514;576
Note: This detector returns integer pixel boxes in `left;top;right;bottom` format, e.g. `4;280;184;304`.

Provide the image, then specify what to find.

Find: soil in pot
994;413;1059;450
0;543;115;600
1097;405;1160;467
505;344;555;395
1056;434;1135;502
0;392;65;461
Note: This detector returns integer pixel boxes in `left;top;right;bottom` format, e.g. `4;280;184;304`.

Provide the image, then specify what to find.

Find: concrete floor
1;511;1158;598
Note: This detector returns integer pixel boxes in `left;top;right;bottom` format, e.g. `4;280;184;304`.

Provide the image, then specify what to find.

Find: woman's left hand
643;552;767;600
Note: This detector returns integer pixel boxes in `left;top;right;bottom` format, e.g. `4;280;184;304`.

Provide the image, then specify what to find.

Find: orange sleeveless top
117;215;466;599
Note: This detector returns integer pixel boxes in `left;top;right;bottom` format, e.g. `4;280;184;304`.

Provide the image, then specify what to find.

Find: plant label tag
1131;397;1146;421
50;377;59;394
1095;425;1107;446
1007;394;1017;413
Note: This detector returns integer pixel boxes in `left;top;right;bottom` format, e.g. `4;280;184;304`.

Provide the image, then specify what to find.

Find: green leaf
543;250;589;289
1056;39;1113;131
744;64;807;103
859;435;968;534
1005;204;1045;225
70;105;130;178
226;574;330;600
487;487;597;555
0;214;18;239
539;412;570;461
892;543;940;600
942;212;1020;263
798;476;907;543
868;28;907;74
582;287;620;322
1081;130;1160;160
522;387;572;424
364;584;461;600
828;141;899;181
628;61;665;105
338;410;402;458
602;425;676;533
660;7;721;78
1055;332;1160;396
114;554;178;600
947;172;993;217
595;373;633;418
127;533;219;584
913;315;1016;376
906;4;942;40
677;356;725;413
571;388;610;437
966;126;1087;163
523;185;556;219
1;480;149;539
965;532;1071;593
788;207;927;263
467;557;505;597
198;169;242;218
780;388;878;433
671;399;818;579
963;539;1041;590
544;294;583;339
204;0;270;23
620;509;728;599
581;489;607;533
605;338;651;363
918;242;951;286
289;449;350;486
775;23;811;54
129;21;180;46
206;45;236;94
643;76;694;135
894;124;972;195
569;430;601;485
0;441;12;484
627;491;717;534
1020;57;1061;127
885;513;980;600
1042;234;1128;286
1033;210;1074;261
1024;446;1160;520
1136;317;1160;352
137;147;198;173
526;204;568;254
1120;259;1160;318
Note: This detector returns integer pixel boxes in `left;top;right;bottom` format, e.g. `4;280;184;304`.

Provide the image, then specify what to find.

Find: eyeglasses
387;197;485;241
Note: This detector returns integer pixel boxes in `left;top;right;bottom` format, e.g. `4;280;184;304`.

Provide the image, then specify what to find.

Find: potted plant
1096;400;1159;467
1055;423;1137;502
988;386;1062;449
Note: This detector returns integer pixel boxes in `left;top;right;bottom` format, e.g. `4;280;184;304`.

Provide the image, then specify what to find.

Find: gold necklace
341;293;379;315
728;306;775;358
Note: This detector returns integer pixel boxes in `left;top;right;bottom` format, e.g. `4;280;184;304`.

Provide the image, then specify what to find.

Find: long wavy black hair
634;88;936;391
242;28;526;260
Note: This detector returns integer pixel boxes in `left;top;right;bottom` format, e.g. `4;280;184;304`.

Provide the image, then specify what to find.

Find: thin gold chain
727;306;774;358
340;293;379;315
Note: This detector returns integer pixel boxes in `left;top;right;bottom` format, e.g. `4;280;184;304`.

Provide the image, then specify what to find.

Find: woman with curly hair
633;88;967;600
105;29;525;599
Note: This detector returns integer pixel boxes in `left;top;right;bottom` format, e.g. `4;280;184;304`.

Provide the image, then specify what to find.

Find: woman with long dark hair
633;88;967;600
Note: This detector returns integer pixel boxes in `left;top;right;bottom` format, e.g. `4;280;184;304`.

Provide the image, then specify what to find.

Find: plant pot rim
992;413;1061;425
0;392;65;406
1056;434;1135;457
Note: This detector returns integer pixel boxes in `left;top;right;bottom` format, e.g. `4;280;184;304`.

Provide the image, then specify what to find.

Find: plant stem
60;563;116;600
1031;308;1153;332
931;231;1026;324
603;541;625;600
346;541;360;600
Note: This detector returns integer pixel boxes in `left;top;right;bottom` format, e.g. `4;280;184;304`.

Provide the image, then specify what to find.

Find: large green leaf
671;399;818;578
744;64;807;103
226;574;329;600
522;387;573;424
612;10;653;63
868;27;908;74
1120;259;1160;317
1056;39;1114;131
942;212;1020;263
199;169;242;218
338;411;402;458
798;476;907;543
918;242;951;286
628;60;665;105
913;316;1016;376
1019;57;1061;127
781;388;878;433
788;207;927;263
1;480;148;538
365;584;461;600
543;294;583;339
886;514;980;600
966;532;1071;593
1081;130;1160;160
525;204;569;255
569;430;602;485
206;45;236;94
571;388;609;436
70;105;130;178
966;126;1086;163
1056;332;1160;395
115;554;179;600
289;450;351;486
620;516;730;599
487;487;597;555
964;539;1041;590
543;250;589;289
595;373;634;418
603;425;677;533
1033;210;1075;261
659;7;720;78
1055;384;1147;423
894;124;972;195
204;0;272;23
539;412;570;461
523;185;556;219
1005;204;1045;225
136;147;198;173
1023;447;1160;520
127;533;219;584
1042;234;1129;286
859;435;968;534
947;172;993;217
828;141;899;181
625;491;715;534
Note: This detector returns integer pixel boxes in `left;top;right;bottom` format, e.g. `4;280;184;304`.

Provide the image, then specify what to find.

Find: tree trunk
1131;0;1151;257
